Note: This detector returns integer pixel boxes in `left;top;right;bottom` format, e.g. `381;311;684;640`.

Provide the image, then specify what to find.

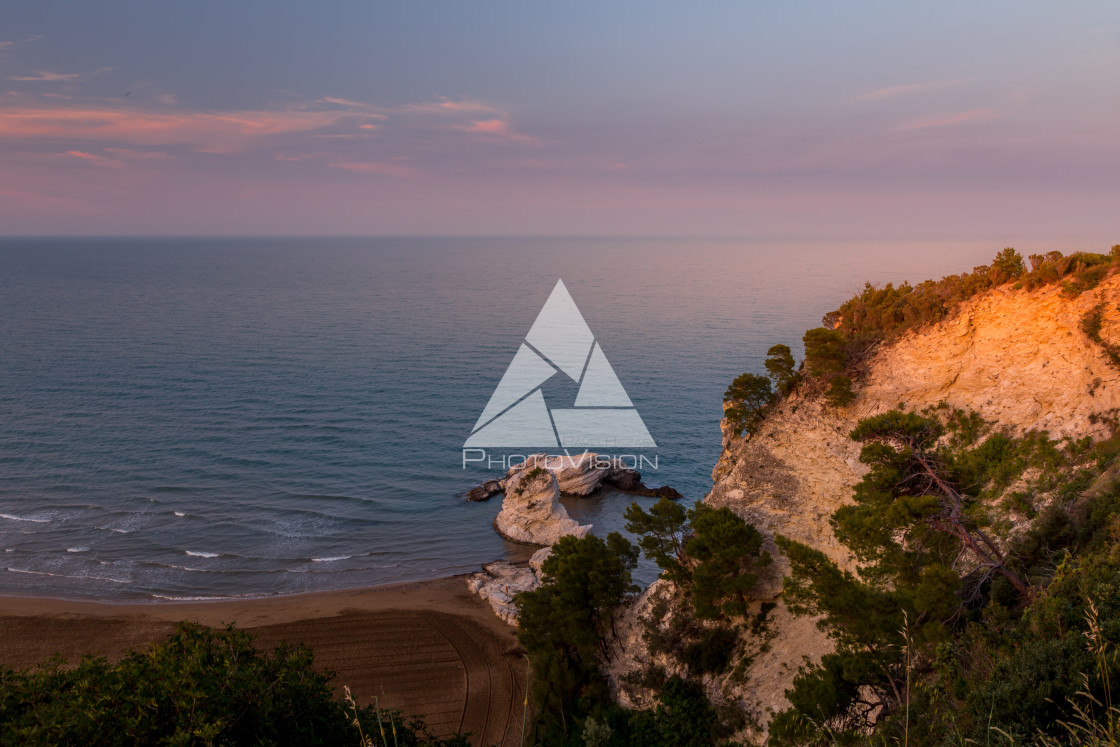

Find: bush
681;627;739;675
764;344;799;393
624;677;731;746
823;375;855;407
686;505;770;619
802;328;846;378
825;247;1116;344
516;532;638;743
0;623;464;747
723;373;772;437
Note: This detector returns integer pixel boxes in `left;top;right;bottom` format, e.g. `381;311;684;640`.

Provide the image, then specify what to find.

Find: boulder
465;479;503;502
467;547;554;627
493;465;591;546
466;561;538;626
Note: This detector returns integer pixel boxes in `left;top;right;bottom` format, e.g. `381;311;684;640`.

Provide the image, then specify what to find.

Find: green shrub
802;328;846;378
624;677;731;746
823;375;855;407
516;532;638;743
723;372;772;437
681;627;738;675
764;344;799;393
0;623;464;747
825;247;1116;345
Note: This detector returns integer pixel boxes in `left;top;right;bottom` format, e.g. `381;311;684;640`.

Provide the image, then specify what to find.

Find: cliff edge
611;269;1120;735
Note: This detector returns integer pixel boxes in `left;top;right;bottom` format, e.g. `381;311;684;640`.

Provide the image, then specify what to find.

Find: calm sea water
0;236;996;600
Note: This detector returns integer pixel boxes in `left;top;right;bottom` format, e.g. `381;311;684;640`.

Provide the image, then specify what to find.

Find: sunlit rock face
608;273;1120;737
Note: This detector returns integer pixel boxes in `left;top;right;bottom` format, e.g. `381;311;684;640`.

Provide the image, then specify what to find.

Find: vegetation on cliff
823;245;1120;349
770;406;1120;745
515;531;739;746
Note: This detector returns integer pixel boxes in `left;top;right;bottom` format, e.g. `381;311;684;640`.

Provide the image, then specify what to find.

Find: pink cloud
275;151;328;162
56;149;123;168
851;78;967;102
7;70;83;82
328;160;415;178
0;104;345;152
897;108;1000;131
455;118;536;144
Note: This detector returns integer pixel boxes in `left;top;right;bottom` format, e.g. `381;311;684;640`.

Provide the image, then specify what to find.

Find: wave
0;513;49;524
4;567;129;584
173;512;187;517
310;555;352;563
184;550;219;558
66;547;89;553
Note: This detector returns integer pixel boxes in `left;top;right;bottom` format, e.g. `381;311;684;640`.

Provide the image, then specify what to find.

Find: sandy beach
0;576;526;747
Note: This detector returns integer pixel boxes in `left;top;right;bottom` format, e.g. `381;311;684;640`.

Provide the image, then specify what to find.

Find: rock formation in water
493;463;592;546
469;451;680;623
464;453;681;502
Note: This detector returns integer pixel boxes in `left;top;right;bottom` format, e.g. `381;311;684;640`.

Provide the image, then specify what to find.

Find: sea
0;236;1006;600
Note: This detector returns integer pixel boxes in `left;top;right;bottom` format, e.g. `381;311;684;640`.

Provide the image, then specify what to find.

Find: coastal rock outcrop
467;547;552;625
493;465;591;546
466;561;538;626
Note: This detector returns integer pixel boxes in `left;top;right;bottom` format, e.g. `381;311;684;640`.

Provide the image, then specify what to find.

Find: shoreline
0;573;527;746
0;570;486;615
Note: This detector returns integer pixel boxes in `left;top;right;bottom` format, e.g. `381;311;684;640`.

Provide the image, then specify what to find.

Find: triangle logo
464;280;656;449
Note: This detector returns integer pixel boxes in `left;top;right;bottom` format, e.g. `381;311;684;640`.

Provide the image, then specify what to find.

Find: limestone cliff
609;271;1120;737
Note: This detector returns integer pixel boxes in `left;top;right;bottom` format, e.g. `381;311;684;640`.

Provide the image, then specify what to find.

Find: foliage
772;409;1040;740
686;504;770;620
764;343;799;393
723;372;772;437
773;403;1120;744
991;246;1026;280
1083;302;1120;369
622;497;688;583
822;246;1118;347
681;626;739;675
802;327;847;378
823;374;855;407
0;623;466;747
623;677;731;746
516;532;638;744
626;500;769;621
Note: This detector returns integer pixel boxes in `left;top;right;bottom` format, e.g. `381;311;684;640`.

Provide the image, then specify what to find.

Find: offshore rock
493;465;591;546
465;479;503;502
465;452;681;501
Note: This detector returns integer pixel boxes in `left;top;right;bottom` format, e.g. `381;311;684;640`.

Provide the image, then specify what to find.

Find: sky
1;1;1119;237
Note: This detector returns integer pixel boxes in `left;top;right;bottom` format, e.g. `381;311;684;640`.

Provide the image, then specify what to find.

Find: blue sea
0;236;996;600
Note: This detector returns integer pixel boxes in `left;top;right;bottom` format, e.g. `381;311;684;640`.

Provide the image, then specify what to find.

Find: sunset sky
2;1;1119;236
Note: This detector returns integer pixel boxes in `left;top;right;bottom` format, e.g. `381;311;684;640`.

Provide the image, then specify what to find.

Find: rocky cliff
609;271;1120;736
